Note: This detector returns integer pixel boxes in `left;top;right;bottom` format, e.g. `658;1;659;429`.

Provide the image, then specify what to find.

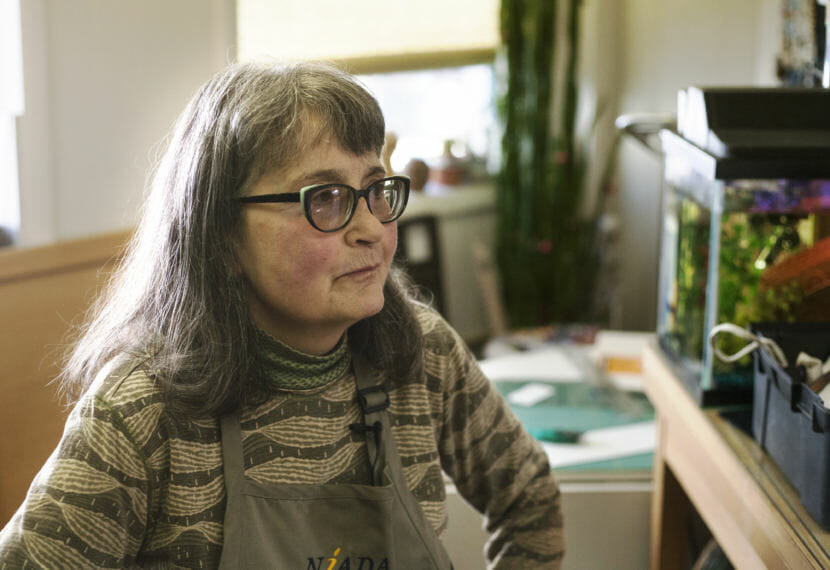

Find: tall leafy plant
497;0;596;327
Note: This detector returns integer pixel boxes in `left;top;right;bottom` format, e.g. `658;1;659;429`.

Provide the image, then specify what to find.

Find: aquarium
655;87;830;405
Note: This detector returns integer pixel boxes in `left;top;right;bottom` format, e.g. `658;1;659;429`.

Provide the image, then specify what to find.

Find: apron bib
218;356;454;569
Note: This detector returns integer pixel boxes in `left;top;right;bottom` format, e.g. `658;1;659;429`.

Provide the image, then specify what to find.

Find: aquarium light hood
676;86;830;159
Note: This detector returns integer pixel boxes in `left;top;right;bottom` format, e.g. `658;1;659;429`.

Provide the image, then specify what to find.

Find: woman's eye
310;187;347;213
315;186;345;203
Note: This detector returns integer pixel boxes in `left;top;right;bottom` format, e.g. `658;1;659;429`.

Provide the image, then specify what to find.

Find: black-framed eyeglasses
237;175;411;233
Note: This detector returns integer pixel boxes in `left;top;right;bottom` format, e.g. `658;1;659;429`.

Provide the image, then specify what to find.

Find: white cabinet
400;183;496;344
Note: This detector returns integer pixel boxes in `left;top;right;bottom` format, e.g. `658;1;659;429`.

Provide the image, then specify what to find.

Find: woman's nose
346;197;384;243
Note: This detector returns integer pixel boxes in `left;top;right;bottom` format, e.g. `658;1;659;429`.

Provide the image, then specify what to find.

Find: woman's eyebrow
293;169;342;188
293;165;387;189
364;165;387;180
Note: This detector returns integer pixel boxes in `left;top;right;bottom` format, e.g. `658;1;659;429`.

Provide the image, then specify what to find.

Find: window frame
329;47;496;75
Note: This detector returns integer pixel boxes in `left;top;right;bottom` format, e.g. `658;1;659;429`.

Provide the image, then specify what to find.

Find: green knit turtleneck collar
255;328;351;390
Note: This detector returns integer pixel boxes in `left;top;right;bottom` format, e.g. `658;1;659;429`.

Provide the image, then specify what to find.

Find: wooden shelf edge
643;343;828;569
0;230;132;284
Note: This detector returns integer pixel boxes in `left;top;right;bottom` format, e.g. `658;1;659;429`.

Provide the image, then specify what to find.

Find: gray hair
61;61;423;416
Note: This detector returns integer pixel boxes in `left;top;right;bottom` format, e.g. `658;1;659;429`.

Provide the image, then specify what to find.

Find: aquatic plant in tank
660;177;830;398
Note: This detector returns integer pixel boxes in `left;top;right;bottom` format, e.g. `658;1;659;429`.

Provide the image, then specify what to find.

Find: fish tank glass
655;87;830;405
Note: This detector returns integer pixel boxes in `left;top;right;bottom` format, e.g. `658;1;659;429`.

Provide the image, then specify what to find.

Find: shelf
643;343;830;569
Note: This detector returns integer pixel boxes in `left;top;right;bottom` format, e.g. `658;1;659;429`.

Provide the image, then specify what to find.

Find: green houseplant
496;0;601;328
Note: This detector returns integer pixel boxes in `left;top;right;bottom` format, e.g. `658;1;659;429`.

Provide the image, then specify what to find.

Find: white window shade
0;0;23;239
237;0;499;70
0;0;23;116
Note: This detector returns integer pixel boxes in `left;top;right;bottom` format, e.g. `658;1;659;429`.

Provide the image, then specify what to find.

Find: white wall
16;0;236;246
612;0;781;330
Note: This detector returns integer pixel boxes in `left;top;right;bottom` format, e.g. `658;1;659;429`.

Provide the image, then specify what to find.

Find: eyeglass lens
307;178;406;231
308;188;351;230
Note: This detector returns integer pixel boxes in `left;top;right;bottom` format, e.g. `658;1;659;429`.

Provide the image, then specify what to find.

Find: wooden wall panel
0;231;130;525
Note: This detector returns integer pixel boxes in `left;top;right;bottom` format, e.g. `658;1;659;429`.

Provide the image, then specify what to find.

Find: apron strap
352;355;389;409
219;412;245;565
349;353;455;569
220;413;245;494
350;354;389;485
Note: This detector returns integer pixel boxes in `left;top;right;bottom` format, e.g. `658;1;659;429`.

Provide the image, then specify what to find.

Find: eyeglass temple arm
237;193;300;204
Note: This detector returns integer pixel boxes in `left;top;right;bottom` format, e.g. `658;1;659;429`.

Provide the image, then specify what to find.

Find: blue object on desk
529;428;584;444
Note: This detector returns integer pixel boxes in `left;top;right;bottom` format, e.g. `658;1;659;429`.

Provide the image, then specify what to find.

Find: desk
643;343;830;569
453;338;655;570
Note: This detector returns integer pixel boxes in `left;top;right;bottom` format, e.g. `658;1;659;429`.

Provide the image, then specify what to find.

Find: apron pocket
238;482;397;568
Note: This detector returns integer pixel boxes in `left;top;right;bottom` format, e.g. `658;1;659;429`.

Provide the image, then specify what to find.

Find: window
0;0;23;244
237;0;500;183
358;65;497;175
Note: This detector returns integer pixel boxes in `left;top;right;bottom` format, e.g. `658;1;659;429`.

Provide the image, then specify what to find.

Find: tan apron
218;356;454;569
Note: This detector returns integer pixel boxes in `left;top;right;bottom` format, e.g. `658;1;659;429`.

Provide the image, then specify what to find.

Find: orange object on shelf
761;236;830;297
605;356;643;375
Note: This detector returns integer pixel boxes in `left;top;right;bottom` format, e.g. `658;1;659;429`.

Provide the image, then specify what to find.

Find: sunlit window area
0;0;23;245
358;64;497;174
236;0;500;180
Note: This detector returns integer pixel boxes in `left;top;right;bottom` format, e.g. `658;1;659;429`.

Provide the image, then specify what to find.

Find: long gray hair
61;61;424;417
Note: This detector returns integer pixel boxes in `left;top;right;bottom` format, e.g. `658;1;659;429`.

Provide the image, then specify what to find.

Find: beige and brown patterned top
0;306;564;568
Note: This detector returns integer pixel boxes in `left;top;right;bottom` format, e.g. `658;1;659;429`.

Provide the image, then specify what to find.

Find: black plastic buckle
357;385;390;414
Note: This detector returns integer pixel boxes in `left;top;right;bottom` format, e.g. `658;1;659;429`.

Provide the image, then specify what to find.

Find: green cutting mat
495;380;655;471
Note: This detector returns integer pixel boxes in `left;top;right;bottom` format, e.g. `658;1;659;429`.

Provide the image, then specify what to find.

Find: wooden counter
643;343;830;569
0;231;130;525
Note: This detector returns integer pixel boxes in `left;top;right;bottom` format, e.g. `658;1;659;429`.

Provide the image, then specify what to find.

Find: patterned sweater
0;306;564;568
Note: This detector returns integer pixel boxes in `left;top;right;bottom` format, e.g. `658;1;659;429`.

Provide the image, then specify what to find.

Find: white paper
506;383;556;407
543;421;656;469
479;347;584;382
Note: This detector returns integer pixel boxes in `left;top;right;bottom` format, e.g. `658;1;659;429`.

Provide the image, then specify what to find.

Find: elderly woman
0;62;564;568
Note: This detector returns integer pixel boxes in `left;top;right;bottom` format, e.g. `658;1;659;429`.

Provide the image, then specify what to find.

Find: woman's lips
338;264;379;280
